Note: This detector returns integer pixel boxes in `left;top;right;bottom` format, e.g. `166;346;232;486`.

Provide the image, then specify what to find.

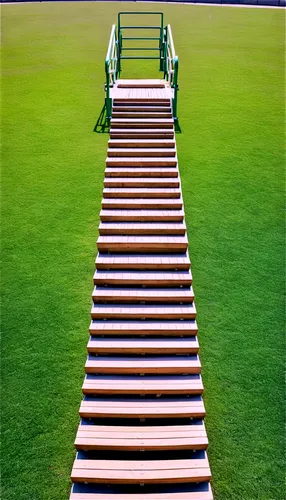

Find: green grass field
1;2;285;499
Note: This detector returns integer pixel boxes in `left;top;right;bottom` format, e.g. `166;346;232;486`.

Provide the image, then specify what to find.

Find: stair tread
107;148;176;156
71;452;211;483
91;303;196;320
108;140;175;149
89;320;198;336
106;158;177;166
70;482;213;499
98;222;186;235
101;199;182;208
97;235;188;252
87;337;199;353
103;188;181;198
100;209;184;222
105;168;178;177
85;354;201;374
92;286;193;302
95;252;190;270
75;422;207;450
93;270;192;285
82;374;204;395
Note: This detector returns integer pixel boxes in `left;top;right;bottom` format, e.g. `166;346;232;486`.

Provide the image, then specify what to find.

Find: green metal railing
104;12;179;122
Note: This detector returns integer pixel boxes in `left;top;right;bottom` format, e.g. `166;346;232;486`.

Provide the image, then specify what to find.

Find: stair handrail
105;24;119;121
164;24;179;121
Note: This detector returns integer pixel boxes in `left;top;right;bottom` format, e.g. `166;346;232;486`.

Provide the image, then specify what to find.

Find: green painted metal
104;12;179;122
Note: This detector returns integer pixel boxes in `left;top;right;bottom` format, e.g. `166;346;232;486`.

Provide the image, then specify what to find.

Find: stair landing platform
110;79;174;101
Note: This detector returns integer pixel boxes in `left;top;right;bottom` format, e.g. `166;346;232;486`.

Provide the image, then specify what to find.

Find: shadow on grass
93;103;109;133
174;120;182;134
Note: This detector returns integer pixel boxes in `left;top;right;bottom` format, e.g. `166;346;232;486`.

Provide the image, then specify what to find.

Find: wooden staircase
70;80;213;500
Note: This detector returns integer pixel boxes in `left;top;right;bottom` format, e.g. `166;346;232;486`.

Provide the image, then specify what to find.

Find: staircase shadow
93;103;110;133
174;120;182;134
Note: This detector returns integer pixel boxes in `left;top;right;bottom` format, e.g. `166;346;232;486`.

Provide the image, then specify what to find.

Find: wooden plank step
103;188;181;199
104;178;180;188
108;139;175;148
112;112;173;119
87;337;199;354
105;168;178;178
112;106;172;113
91;304;196;320
82;374;204;395
79;395;204;419
117;80;167;88
113;98;171;104
96;235;188;253
107;148;176;158
113;101;171;107
110;119;174;130
92;287;194;303
71;453;211;484
93;267;192;293
100;209;184;222
85;355;201;375
98;222;186;235
75;422;207;451
101;199;183;210
106;157;177;168
89;320;198;336
110;129;174;139
95;252;190;270
93;270;192;286
70;482;213;500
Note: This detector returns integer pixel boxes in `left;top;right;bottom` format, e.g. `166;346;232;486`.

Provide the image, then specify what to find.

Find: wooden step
110;119;174;130
101;199;183;210
71;453;211;484
112;112;173;119
103;177;181;188
103;188;181;199
108;139;175;148
106;157;177;167
98;222;186;235
70;482;213;500
113;98;171;105
87;337;199;354
82;374;204;395
89;320;198;337
97;235;188;253
112;106;172;113
116;80;168;89
91;304;196;320
93;270;192;286
107;148;176;158
105;168;178;178
100;209;184;222
79;396;205;419
75;422;208;451
85;355;201;375
110;129;174;139
113;101;171;107
92;287;193;303
95;252;190;270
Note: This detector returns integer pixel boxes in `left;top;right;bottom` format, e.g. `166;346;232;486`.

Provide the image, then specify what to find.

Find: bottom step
70;482;213;499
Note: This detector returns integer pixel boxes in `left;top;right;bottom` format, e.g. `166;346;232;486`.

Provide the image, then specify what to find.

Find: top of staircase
110;79;174;101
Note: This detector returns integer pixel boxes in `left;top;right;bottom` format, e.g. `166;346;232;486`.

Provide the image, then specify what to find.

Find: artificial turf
1;2;285;499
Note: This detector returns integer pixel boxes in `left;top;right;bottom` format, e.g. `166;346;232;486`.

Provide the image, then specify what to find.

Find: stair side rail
163;24;179;122
105;24;119;122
